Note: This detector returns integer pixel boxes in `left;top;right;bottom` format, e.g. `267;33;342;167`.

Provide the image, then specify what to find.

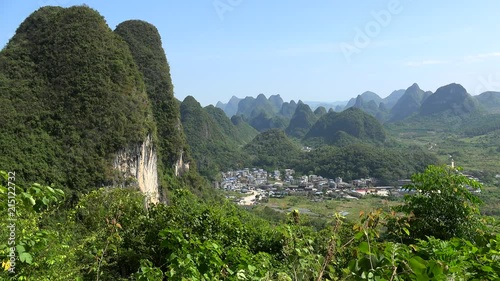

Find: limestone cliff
113;134;159;203
173;151;190;177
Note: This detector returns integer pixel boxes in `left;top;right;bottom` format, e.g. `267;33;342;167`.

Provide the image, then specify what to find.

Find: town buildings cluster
219;160;483;206
219;168;416;205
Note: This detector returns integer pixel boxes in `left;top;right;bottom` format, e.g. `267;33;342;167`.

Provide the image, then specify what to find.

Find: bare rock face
113;134;159;203
173;151;190;177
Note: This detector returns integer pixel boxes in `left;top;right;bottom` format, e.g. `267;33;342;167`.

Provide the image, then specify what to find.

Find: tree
390;165;484;243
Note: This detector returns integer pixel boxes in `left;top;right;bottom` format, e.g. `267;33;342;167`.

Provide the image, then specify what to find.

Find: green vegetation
205;106;257;145
295;143;439;184
462;113;500;136
216;95;241;117
237;94;277;119
2;166;499;280
351;96;388;122
180;96;247;178
305;108;387;145
230;115;259;143
419;83;478;117
249;111;289;132
279;100;298;119
0;6;155;196
389;83;427;121
475;91;500;113
285;102;318;139
244;129;301;170
255;195;397;222
313;106;327;118
388;165;484;242
386;117;500;178
115;20;187;171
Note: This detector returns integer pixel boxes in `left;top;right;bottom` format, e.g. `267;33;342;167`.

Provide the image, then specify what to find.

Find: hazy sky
1;0;500;106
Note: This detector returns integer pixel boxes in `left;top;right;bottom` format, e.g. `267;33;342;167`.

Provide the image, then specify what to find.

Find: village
218;167;416;206
218;164;482;206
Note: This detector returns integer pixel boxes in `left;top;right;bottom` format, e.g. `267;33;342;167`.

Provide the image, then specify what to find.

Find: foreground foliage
1;166;499;280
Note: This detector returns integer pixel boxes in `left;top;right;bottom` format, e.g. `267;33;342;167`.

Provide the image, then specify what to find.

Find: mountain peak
389;83;427;121
419;83;477;116
305;107;386;144
256;93;267;101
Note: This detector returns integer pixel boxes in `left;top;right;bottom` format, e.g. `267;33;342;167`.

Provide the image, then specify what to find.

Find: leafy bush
388;165;484;243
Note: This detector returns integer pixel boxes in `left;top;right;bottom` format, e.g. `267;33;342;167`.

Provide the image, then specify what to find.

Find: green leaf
403;227;410;236
45;186;55;194
409;256;426;273
0;171;7;181
16;245;25;253
22;192;36;206
359;242;370;255
236;269;246;280
354;231;364;240
481;265;493;272
19;252;33;264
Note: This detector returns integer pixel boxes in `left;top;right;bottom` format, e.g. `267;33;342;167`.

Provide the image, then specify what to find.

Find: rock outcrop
173;151;190;177
113;134;159;203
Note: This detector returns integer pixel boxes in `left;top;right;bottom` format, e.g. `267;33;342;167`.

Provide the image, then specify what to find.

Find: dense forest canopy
305;107;387;145
115;20;188;171
0;6;155;196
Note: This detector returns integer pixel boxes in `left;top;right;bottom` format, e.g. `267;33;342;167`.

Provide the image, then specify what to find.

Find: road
238;190;259;206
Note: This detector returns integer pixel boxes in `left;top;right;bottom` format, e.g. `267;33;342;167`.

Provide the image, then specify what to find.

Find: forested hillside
296;143;439;184
305;108;386;145
180;96;249;178
244;129;302;169
419;83;478;117
0;6;155;196
285;102;318;139
115;20;188;172
390;83;427;121
476;91;500;113
205;105;258;144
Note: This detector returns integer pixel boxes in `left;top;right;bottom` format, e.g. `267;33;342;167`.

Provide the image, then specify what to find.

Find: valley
0;4;499;280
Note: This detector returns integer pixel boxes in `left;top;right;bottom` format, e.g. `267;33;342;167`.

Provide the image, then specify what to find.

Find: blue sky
1;0;499;106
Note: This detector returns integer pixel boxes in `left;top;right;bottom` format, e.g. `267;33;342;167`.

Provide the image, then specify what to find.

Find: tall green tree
391;165;484;242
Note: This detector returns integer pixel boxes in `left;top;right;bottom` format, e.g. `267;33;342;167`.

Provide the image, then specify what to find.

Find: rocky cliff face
113;134;159;203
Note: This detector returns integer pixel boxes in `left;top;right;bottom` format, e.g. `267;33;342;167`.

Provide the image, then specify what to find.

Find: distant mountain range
159;79;500;182
216;82;494;126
